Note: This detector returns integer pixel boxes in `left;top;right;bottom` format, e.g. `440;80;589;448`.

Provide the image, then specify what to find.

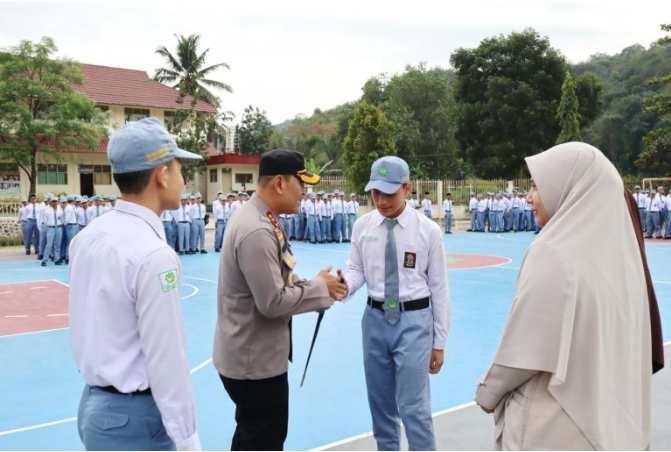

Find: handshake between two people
318;265;349;301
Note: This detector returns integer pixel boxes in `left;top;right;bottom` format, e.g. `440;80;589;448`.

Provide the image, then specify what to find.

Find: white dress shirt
477;200;487;213
68;200;200;451
648;197;661;212
305;201;317;216
345;200;360;215
332;197;345;214
160;210;174;222
345;206;450;349
443;199;452;212
26;202;39;221
63;204;77;225
469;198;478;211
422;198;432;213
43;207;63;227
634;193;647;209
175;205;191;222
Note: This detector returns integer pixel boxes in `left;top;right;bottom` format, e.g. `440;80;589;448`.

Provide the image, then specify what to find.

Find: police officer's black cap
259;149;320;185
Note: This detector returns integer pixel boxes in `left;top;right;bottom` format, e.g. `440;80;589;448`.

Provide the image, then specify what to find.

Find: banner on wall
0;163;21;196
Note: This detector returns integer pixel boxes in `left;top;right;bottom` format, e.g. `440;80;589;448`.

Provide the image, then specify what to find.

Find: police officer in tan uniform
213;149;349;451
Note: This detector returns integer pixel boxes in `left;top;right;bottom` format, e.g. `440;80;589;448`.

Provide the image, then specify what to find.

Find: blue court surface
0;232;669;450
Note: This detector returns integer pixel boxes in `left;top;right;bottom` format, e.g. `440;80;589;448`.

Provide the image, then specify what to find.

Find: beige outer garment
482;142;652;450
213;195;333;380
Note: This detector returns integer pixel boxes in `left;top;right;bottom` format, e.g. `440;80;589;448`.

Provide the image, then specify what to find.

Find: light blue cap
107;117;202;174
218;194;225;200
652;190;658;194
66;195;76;202
21;197;28;202
59;196;67;202
195;193;202;198
109;196;117;202
365;156;409;194
635;185;641;189
308;192;316;199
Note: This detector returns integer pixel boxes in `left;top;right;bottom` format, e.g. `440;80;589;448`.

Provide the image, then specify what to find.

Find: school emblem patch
378;166;389;176
159;269;179;292
403;252;416;269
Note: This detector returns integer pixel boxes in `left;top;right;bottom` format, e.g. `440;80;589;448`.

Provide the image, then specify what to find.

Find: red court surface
446;253;511;269
0;281;69;337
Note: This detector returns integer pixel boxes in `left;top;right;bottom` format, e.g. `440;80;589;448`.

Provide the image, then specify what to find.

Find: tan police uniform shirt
213;194;333;380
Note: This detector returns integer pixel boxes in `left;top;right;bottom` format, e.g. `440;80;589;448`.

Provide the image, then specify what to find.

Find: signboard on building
0;163;21;197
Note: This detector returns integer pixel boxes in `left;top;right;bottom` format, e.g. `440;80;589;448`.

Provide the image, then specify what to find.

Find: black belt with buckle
179;221;188;223
367;297;430;312
96;385;152;395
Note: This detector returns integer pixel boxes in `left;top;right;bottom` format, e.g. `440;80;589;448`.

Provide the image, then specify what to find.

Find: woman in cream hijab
475;142;658;450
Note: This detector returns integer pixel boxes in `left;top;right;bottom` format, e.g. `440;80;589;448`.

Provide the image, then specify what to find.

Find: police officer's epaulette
265;211;289;253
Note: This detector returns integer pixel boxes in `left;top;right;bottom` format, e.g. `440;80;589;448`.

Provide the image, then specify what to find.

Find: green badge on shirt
159;269;178;292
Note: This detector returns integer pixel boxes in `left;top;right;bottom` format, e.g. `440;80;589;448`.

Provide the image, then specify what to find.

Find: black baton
300;310;325;387
300;275;344;387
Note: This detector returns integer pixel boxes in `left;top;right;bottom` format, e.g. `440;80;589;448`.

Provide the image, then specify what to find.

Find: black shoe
41;261;46;267
179;251;185;255
50;256;54;261
65;259;69;264
215;249;220;252
55;260;63;266
656;236;663;240
534;231;540;235
447;231;452;234
200;250;207;254
37;255;43;260
26;251;30;255
644;236;652;239
466;229;472;232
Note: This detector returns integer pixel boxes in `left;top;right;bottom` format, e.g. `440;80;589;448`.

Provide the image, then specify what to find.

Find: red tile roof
73;63;217;114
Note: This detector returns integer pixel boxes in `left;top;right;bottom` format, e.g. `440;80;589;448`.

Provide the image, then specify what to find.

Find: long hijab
493;142;652;450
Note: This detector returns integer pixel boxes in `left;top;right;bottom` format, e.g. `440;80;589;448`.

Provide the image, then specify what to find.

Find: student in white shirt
633;185;646;231
62;195;79;264
68;117;202;451
24;194;41;256
443;193;453;234
421;191;432;218
468;193;478;231
645;190;662;239
345;193;360;241
41;195;63;266
345;156;450;451
175;195;192;254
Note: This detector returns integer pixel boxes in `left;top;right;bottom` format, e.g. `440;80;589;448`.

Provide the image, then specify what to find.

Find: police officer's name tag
362;235;378;242
159;269;179;292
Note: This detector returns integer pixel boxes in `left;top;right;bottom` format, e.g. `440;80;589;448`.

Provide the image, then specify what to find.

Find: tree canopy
237;106;274;155
154;34;231;109
0;37;107;194
342;102;396;195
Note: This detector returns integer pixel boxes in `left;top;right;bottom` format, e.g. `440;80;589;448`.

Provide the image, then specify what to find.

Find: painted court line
4;315;28;318
29;286;47;290
47;314;68;317
0;327;67;339
0;357;214;437
0;291;13;295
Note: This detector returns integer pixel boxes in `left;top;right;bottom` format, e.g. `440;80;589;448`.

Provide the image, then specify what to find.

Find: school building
0;63;260;204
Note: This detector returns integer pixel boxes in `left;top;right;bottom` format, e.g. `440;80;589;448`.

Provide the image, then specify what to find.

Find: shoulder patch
159;269;179;292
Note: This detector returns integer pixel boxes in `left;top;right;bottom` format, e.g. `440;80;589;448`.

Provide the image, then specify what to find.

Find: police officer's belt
367;297;430;312
97;385;152;395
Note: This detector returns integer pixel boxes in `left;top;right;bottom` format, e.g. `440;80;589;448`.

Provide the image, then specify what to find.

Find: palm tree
154;34;231;109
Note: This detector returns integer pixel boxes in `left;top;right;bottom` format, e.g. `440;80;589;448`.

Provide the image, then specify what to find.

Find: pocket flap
90;411;129;430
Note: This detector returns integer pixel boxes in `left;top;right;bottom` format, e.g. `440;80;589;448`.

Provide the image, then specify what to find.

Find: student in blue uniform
345;156;450;451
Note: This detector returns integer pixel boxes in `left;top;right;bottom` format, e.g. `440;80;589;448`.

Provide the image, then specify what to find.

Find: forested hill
273;40;671;177
575;43;671;174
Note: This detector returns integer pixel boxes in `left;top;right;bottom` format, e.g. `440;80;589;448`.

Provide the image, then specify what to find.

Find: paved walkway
323;344;671;451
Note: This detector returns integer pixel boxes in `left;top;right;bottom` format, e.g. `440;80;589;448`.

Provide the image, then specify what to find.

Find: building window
93;165;112;185
97;105;109;112
235;173;253;184
210;168;218;183
37;164;68;185
125;108;150;123
164;110;175;128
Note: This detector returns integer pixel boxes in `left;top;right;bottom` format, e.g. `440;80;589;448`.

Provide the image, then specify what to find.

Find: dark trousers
220;372;288;451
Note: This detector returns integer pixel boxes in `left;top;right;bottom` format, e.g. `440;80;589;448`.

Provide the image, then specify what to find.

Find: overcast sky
1;1;667;124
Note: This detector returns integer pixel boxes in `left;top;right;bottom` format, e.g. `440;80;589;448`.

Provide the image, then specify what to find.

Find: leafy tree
342;102;396;194
451;28;569;178
556;71;582;144
576;39;671;173
237;106;273;154
305;157;332;175
374;64;458;179
637;24;671;174
0;37;107;194
154;34;231;109
574;72;604;127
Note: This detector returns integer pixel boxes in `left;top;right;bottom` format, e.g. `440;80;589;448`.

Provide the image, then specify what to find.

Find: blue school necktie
383;218;400;325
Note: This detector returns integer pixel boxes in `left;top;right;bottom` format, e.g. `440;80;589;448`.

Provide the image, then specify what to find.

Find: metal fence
319;176;533;206
0;202;21;217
